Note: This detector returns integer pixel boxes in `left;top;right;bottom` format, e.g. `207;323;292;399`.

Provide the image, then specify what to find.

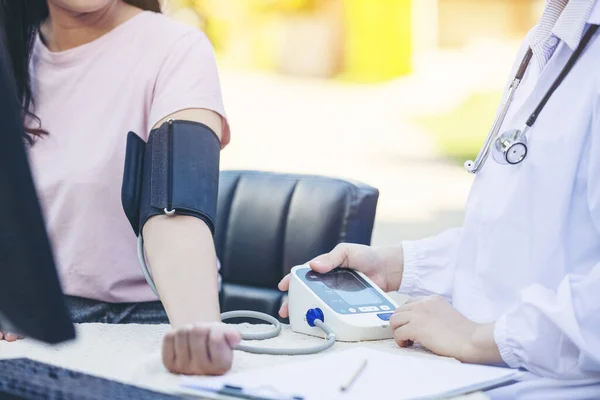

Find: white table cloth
0;323;487;399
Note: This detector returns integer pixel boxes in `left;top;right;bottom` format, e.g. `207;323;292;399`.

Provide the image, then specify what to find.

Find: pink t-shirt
28;11;229;303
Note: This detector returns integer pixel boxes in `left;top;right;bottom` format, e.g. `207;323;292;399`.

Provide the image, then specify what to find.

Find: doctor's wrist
462;322;503;365
380;245;404;292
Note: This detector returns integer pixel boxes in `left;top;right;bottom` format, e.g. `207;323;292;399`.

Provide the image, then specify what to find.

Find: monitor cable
138;236;336;355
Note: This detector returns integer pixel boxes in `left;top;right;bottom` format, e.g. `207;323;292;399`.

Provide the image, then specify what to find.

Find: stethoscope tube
466;24;599;174
464;75;527;174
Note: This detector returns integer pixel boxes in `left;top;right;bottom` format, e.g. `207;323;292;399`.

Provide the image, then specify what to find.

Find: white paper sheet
180;347;521;400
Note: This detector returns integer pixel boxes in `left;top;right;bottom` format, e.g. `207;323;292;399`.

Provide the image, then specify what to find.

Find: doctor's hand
0;332;24;342
390;295;502;365
277;243;404;318
162;322;241;376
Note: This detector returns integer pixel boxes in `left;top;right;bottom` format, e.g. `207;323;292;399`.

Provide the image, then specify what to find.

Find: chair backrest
215;170;379;319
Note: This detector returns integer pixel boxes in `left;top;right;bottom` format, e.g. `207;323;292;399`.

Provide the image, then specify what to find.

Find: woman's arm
143;215;220;326
143;108;222;328
143;109;241;376
138;26;236;375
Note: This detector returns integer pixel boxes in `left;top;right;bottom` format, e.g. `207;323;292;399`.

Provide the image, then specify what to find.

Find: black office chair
215;170;379;320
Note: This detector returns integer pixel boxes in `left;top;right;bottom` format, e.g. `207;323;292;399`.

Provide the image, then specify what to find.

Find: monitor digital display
298;268;395;314
317;270;382;306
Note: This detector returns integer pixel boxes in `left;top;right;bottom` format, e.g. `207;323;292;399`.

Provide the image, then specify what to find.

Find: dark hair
0;0;161;143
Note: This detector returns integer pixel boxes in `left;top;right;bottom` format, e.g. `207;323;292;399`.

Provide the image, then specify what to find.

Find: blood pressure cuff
121;120;220;237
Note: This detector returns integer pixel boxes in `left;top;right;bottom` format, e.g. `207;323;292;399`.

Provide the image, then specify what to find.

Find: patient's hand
162;323;241;376
0;332;24;342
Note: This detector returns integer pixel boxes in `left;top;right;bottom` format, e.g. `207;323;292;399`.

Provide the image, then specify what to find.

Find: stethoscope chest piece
464;24;598;174
493;129;528;165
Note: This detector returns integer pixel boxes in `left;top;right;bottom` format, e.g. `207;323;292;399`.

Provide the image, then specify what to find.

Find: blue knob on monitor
306;308;325;327
377;312;394;321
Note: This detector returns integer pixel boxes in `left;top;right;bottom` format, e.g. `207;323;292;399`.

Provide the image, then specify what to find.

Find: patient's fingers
206;325;239;375
163;324;239;376
173;327;192;373
3;333;23;342
189;325;211;374
162;331;176;371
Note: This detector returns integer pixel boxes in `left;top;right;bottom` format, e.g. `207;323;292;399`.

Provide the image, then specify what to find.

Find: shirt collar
589;0;600;23
529;0;597;51
530;0;568;51
552;0;598;49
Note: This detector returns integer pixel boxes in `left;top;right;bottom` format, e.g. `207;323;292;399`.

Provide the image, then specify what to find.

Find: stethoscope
465;24;599;174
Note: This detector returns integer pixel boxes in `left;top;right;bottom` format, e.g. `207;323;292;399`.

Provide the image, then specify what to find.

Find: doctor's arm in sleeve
390;211;600;375
399;227;463;302
278;227;463;318
492;86;600;379
493;264;600;379
391;83;600;377
140;32;240;376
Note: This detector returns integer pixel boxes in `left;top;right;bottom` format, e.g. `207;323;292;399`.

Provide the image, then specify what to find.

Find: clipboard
179;348;521;400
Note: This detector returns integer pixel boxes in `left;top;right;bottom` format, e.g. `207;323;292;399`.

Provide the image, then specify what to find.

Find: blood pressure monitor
288;266;398;342
141;253;398;353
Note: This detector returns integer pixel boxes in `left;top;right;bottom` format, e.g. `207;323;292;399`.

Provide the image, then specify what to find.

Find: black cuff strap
121;119;220;236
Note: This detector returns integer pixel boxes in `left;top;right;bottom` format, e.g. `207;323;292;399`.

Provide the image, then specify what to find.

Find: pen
340;359;368;392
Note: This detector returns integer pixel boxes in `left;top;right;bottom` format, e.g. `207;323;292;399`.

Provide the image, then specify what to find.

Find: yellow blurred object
186;1;312;71
253;0;316;13
342;0;412;82
190;1;280;70
174;0;412;81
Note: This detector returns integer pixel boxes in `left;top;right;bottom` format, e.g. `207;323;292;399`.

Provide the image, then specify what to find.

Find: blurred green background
414;91;502;163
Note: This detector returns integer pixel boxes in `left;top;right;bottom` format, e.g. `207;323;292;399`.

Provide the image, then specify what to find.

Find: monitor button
358;306;379;312
377;312;394;321
380;305;391;311
348;308;357;313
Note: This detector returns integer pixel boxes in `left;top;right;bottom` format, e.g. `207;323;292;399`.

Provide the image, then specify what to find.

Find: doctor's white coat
399;2;600;398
